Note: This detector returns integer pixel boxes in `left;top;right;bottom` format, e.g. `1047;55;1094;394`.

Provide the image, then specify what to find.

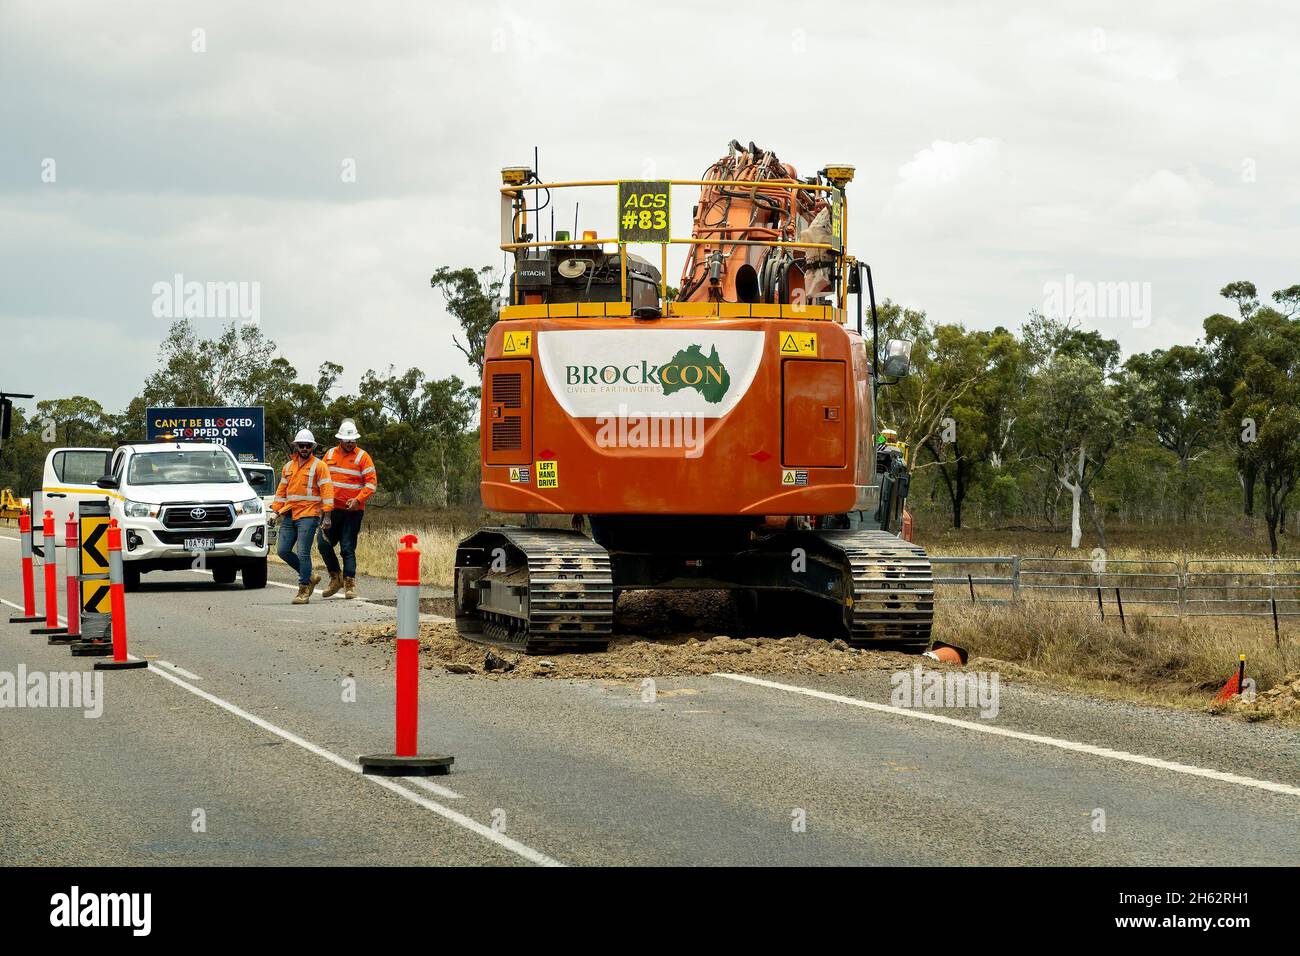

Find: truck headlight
235;497;263;515
123;499;153;518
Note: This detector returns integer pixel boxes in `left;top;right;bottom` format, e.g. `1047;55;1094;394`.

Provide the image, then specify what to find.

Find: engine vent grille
492;372;522;408
492;418;522;451
485;358;531;465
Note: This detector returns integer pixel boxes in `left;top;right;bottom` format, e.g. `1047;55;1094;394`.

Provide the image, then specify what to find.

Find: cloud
1117;168;1212;224
1;0;1299;416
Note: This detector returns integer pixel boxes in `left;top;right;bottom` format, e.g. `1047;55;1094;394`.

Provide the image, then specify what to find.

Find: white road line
141;664;559;865
154;660;202;681
3;592;560;864
2;596;69;626
185;567;452;620
402;775;471;801
717;673;1300;799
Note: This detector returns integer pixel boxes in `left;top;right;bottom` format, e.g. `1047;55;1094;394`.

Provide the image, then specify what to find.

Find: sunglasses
294;443;313;450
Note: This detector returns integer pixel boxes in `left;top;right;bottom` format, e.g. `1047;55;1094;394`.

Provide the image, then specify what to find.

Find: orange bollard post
31;510;68;636
359;534;453;776
8;510;43;623
94;520;147;671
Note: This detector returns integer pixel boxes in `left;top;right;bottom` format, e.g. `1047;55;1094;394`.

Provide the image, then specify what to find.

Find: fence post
1011;555;1021;603
1178;554;1186;618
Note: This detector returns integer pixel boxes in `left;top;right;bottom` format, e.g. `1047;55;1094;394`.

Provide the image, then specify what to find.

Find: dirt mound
1217;671;1300;723
346;589;933;679
350;616;919;680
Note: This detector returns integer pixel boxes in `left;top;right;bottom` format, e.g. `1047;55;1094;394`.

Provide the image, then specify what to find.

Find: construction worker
317;419;376;599
271;429;334;604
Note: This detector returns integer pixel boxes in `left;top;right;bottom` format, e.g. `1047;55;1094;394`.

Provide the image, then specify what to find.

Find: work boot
292;583;311;605
322;572;344;598
344;576;357;600
309;572;321;593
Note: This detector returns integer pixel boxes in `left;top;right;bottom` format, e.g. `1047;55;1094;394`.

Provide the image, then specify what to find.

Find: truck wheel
212;564;238;585
241;558;268;589
123;564;142;592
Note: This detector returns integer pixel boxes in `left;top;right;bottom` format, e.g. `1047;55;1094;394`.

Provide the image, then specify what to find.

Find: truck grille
160;504;235;530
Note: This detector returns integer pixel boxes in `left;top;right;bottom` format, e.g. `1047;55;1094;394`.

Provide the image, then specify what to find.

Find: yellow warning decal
509;466;531;484
781;468;809;486
82;579;111;614
80;515;110;575
779;332;817;356
502;331;532;356
535;460;558;489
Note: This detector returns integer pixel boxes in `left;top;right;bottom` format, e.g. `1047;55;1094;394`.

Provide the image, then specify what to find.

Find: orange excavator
454;141;932;653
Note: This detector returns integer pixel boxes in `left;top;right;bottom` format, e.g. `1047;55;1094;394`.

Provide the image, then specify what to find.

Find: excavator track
816;529;934;650
454;528;614;654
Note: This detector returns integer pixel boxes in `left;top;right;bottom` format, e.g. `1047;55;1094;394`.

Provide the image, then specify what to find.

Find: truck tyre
123;563;142;592
242;558;268;589
212;564;238;585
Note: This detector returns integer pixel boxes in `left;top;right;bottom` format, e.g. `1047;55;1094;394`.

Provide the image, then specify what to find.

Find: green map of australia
659;344;730;404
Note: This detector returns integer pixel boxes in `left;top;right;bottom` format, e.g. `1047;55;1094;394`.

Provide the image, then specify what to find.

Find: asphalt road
1;532;1298;866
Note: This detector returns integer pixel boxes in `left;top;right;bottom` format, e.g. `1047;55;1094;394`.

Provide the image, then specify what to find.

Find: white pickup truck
33;441;269;590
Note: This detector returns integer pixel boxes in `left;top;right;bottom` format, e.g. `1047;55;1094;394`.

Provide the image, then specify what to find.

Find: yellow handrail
501;177;845;309
500;178;835;194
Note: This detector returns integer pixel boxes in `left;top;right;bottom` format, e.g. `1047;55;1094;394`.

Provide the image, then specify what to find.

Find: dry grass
937;600;1300;723
353;525;461;587
914;521;1299;559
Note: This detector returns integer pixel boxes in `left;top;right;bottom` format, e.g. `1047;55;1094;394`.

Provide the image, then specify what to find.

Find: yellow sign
618;181;671;243
79;515;110;574
779;332;818;356
535;460;558;489
502;331;532;356
82;580;111;614
781;468;809;486
508;466;531;484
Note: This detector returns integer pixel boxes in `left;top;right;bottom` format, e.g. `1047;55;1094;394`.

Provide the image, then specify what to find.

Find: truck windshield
128;450;243;485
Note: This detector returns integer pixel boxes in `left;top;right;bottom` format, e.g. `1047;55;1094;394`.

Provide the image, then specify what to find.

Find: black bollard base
47;633;77;646
9;615;44;624
31;626;67;635
358;753;454;776
94;659;148;670
70;641;112;657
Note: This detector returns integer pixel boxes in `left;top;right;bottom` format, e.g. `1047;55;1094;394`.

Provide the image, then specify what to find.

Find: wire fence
930;555;1300;622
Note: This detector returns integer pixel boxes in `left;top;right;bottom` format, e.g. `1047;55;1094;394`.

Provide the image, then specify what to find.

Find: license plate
184;537;216;552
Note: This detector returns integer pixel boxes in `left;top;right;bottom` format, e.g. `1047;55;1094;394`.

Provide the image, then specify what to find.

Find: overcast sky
2;0;1298;417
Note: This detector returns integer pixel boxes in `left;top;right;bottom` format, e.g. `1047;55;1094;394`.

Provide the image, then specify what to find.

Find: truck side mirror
95;475;119;489
882;339;912;377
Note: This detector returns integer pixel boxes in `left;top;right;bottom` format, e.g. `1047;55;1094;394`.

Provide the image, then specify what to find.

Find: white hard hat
335;419;360;441
293;428;316;445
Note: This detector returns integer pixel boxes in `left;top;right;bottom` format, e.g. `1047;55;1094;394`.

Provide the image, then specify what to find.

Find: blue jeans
318;508;363;577
276;514;320;586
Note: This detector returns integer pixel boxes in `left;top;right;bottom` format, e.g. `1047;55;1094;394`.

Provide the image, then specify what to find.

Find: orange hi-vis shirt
272;455;334;519
323;445;377;510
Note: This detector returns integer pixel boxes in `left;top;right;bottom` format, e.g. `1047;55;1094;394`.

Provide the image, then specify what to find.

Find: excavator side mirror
847;266;862;295
882;339;912;377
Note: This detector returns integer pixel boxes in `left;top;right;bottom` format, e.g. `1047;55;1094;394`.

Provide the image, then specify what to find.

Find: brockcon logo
539;329;763;419
563;344;731;403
